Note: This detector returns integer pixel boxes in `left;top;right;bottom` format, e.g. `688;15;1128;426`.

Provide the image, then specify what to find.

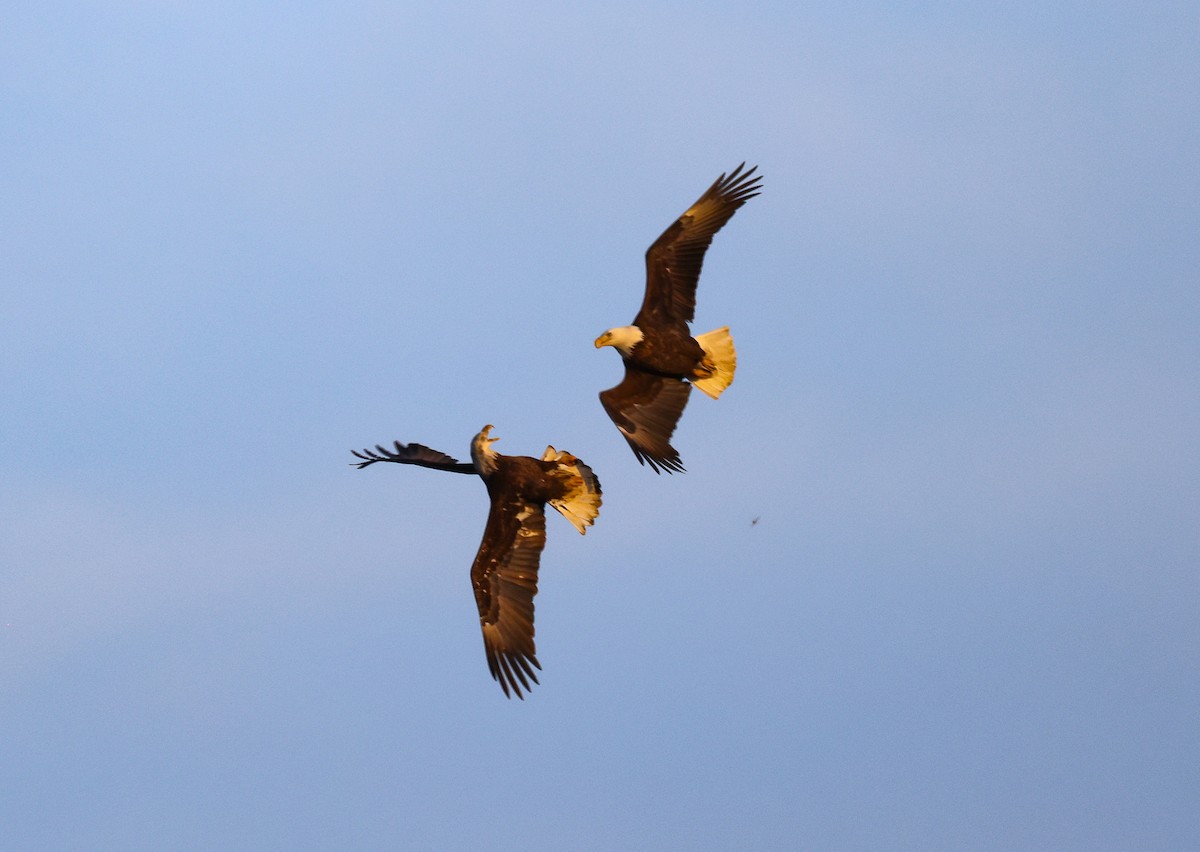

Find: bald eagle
352;425;601;699
595;163;762;472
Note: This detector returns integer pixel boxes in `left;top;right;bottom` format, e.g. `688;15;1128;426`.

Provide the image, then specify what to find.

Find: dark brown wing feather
351;440;476;473
637;163;762;327
599;368;692;474
471;495;547;699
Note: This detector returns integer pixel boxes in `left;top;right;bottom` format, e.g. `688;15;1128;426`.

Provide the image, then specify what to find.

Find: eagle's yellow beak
594;333;609;349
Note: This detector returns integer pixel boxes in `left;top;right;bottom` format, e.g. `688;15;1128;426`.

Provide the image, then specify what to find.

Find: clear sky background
3;2;1198;849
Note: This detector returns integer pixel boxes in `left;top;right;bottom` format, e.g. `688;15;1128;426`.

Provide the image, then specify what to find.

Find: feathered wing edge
351;440;476;473
639;162;763;325
599;369;692;474
472;499;547;699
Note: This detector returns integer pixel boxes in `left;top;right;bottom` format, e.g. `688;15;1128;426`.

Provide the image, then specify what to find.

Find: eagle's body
603;324;706;378
353;425;601;698
596;163;762;473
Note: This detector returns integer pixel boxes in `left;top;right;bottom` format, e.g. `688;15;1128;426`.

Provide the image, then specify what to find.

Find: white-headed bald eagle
595;163;762;473
352;425;601;699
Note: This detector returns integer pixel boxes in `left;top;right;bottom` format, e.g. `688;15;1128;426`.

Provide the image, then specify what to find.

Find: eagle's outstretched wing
351;440;476;473
470;495;547;699
599;367;692;474
637;163;762;327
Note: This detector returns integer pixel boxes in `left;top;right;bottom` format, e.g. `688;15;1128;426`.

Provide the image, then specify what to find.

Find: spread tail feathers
542;447;603;534
691;326;737;400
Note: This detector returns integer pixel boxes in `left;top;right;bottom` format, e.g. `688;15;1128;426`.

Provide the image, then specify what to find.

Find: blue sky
3;2;1198;848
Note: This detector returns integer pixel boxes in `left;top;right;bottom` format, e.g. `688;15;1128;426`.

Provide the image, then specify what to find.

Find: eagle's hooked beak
479;424;499;445
594;333;610;349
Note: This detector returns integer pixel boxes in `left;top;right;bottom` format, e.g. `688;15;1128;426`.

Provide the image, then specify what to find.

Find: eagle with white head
352;425;601;698
595;163;762;473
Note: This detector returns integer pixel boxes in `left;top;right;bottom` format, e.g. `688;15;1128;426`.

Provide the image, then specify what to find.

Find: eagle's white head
594;325;644;358
470;424;501;476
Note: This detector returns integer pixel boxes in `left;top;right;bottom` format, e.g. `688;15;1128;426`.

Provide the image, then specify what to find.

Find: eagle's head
594;325;644;358
470;424;501;476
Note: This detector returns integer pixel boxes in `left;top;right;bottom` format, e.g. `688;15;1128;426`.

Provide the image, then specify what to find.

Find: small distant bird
595;163;763;472
352;425;602;699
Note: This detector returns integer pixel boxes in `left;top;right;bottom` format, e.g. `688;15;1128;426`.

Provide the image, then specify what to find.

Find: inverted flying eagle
595;163;762;472
352;425;601;699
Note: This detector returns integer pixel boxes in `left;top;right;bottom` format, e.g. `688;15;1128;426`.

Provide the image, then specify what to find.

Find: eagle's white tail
543;447;603;535
691;326;737;400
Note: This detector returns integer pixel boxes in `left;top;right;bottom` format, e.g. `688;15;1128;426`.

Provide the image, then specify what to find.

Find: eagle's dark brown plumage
353;426;601;698
596;163;762;473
